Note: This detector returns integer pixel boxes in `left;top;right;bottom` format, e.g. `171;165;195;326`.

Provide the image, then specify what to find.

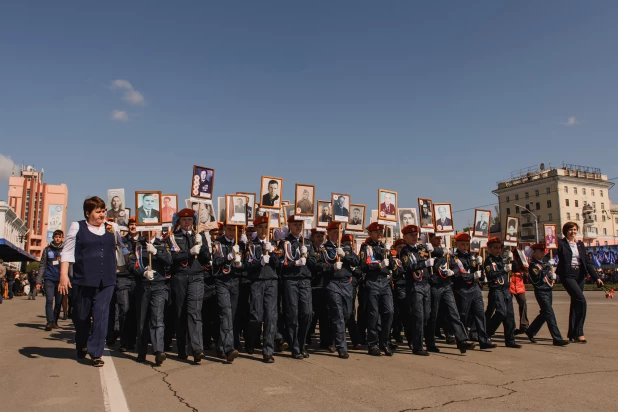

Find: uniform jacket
556;238;598;281
277;234;316;279
399;243;431;285
166;229;210;277
527;258;554;292
211;236;246;278
317;240;360;281
129;239;172;283
360;239;390;278
245;237;279;280
450;249;480;289
484;254;518;289
428;247;452;287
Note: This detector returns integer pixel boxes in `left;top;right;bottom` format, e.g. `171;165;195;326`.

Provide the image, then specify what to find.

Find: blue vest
44;244;63;282
73;220;117;287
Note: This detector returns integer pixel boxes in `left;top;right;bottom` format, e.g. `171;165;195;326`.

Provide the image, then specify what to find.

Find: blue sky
1;0;617;229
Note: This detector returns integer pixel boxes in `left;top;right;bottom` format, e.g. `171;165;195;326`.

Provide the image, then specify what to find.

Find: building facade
0;200;35;268
493;163;616;246
7;166;68;259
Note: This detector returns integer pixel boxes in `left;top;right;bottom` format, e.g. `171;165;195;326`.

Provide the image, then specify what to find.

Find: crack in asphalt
149;365;199;412
522;369;616;382
431;353;505;374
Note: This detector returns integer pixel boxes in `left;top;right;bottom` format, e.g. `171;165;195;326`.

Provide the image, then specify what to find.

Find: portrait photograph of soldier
236;192;255;221
544;224;558;249
260;176;283;207
473;209;491;238
433;203;454;232
505;216;519;242
135;191;162;225
347;204;366;231
295;184;315;216
398;208;418;229
317;200;333;227
191;165;214;199
378;189;397;222
283;204;296;222
161;194;178;223
106;189;129;227
331;193;350;223
418;198;434;228
470;237;483;253
227;195;248;225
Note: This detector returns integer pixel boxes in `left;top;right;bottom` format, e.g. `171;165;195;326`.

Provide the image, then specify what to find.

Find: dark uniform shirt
483;254;518;289
450;249;481;289
166;229;210;276
277;234;316;279
359;239;390;277
245;237;279;280
318;240;360;280
212;236;246;278
528;258;553;291
399;243;431;285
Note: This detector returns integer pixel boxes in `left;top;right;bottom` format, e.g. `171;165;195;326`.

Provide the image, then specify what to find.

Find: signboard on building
46;204;63;242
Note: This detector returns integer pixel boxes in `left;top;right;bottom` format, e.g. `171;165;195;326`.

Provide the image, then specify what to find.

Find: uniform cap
530;243;546;250
254;215;269;226
128;216;137;224
287;214;303;223
394;238;406;247
366;222;384;232
326;221;341;231
177;208;196;218
401;225;420;235
487;236;502;245
341;234;353;243
454;233;471;242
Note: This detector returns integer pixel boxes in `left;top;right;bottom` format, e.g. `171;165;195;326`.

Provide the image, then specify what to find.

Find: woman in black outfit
555;222;603;343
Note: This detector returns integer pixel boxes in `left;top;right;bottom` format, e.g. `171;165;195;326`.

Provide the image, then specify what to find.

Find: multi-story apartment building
493;163;616;246
7;165;68;259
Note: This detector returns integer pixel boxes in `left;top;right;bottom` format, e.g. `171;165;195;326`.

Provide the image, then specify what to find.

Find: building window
515;206;520;214
547;200;552;208
515;194;519;201
592;202;596;209
546;187;550;194
582;188;586;195
574;187;578;194
564;186;568;193
548;213;553;220
567;212;571;219
576;213;580;221
525;192;529;199
601;203;605;210
537;216;541;223
615;217;618;224
591;189;595;196
536;202;541;210
583;201;587;206
603;228;607;235
575;200;579;207
506;196;510;203
506;208;510;215
535;190;539;197
594;215;597;222
600;190;604;197
602;215;606;222
565;199;570;207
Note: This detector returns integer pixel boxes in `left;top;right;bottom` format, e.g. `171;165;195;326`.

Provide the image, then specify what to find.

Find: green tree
26;261;40;273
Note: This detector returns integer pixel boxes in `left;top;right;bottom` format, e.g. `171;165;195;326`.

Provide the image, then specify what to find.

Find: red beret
390;249;398;257
177;208;196;218
128;216;136;224
106;217;114;222
487;237;502;245
454;233;471;242
341;234;353;243
326;222;341;231
530;243;546;250
287;214;303;223
310;228;324;236
254;215;269;226
366;222;384;232
394;238;406;247
401;225;420;235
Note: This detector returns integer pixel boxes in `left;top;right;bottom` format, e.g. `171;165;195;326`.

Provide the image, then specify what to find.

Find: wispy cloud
111;110;129;122
563;116;581;126
110;79;145;105
0;153;16;180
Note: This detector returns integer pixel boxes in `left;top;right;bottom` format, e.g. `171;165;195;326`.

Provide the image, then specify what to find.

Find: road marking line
100;349;130;412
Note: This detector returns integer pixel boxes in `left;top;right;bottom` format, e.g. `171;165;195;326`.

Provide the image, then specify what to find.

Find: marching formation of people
36;196;606;367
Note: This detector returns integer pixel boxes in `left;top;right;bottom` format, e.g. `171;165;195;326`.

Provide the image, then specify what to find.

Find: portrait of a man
236;192;255;220
434;204;453;231
227;195;247;225
161;195;177;223
192;166;215;199
107;189;128;227
260;177;283;207
544;224;557;248
470;238;481;252
295;184;314;215
136;192;161;224
398;208;417;228
473;210;490;237
318;201;332;227
505;217;519;241
332;194;350;222
379;190;397;221
347;204;365;231
419;199;434;228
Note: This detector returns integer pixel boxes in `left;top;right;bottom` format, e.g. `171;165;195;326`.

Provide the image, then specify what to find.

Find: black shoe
388;342;398;350
506;342;522;349
514;328;527;336
445;336;456;345
338;351;349;359
77;349;88;359
194;350;205;363
216;350;225;359
177;354;188;360
525;332;537;343
245;346;255;355
368;347;382;356
118;347;127;353
155;352;166;365
413;349;429;356
327;344;337;353
275;339;288;352
553;339;569;347
381;346;393;356
263;355;275;363
479;342;498;350
45;324;52;331
427;346;440;353
91;358;105;367
52;323;60;329
292;352;304;359
136;355;146;363
469;334;479;342
353;344;362;350
457;341;476;353
226;349;239;363
301;350;310;358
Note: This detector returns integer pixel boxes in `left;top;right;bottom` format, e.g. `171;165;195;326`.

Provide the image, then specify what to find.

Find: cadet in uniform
166;208;210;363
398;225;435;356
341;234;363;350
211;223;244;362
308;228;332;350
202;224;222;350
235;225;255;351
424;233;476;354
525;243;569;346
244;215;280;363
483;237;521;348
450;233;497;350
319;222;360;358
278;215;316;359
130;231;172;364
360;222;394;356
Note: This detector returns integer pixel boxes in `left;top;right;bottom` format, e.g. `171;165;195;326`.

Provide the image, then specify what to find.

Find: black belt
569;265;580;271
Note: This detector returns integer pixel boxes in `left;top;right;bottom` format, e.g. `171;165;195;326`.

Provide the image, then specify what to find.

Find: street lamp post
515;203;539;243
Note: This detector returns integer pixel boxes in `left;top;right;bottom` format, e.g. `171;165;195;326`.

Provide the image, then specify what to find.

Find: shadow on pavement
18;346;91;366
14;322;47;331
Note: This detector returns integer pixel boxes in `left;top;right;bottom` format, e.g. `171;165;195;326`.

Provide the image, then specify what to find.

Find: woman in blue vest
59;196;129;366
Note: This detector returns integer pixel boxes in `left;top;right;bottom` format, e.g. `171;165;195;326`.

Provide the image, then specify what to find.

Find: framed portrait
191;165;215;200
378;189;397;222
470;237;481;253
124;208;131;222
543;224;558;249
269;210;281;228
161;194;178;223
473;209;491;238
504;215;520;243
236;192;256;221
283;204;296;223
259;175;283;208
295;184;315;216
281;200;290;206
184;199;217;228
418;198;434;229
226;194;248;226
217;197;226;223
433;203;454;232
398;208;418;232
331;192;350;223
135;191;162;226
347;204;366;232
317;200;333;227
106;188;129;227
370;209;378;223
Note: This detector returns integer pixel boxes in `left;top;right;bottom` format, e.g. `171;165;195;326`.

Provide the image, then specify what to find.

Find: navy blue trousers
73;284;115;358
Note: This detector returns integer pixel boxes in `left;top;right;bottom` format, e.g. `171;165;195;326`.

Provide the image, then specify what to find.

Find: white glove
334;261;343;271
233;260;242;268
264;242;274;253
240;234;248;244
446;269;455;277
507;251;513;260
549;259;556;266
146;243;157;255
425;243;434;253
227;253;235;261
476;256;483;265
551;273;556;280
295;257;306;266
385;243;393;251
234;254;241;263
261;255;270;266
474;271;482;280
144;270;155;281
300;246;308;255
425;258;435;268
232;245;240;254
380;259;390;268
190;245;201;256
336;247;345;258
504;264;512;272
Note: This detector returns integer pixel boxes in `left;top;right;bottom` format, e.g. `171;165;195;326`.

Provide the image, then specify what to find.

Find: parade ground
1;291;616;412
